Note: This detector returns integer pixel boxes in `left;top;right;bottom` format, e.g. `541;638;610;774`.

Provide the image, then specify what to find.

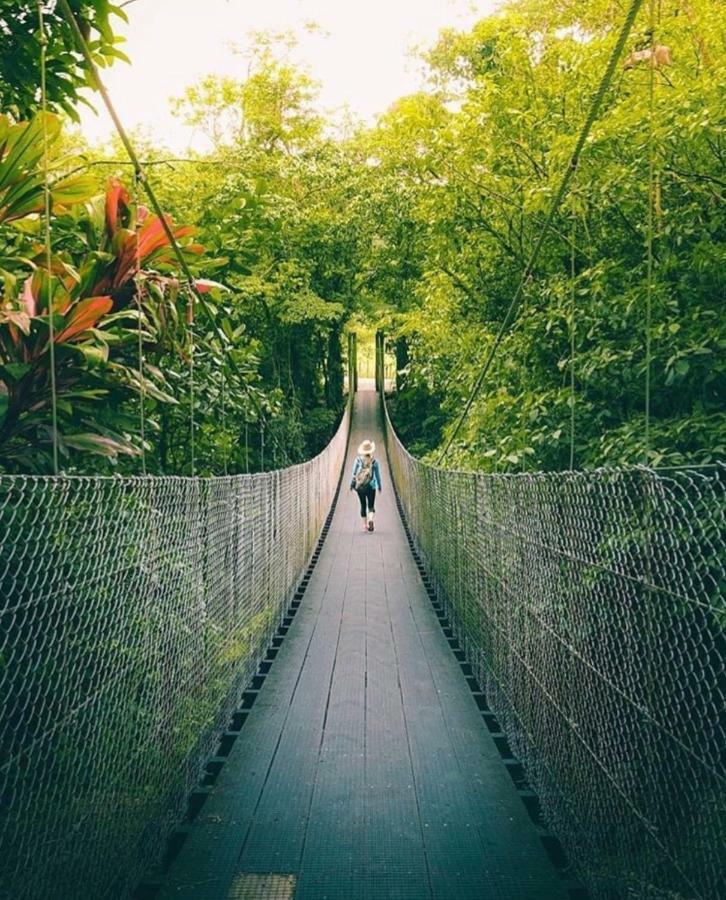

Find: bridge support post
347;332;358;394
375;330;384;393
354;332;358;393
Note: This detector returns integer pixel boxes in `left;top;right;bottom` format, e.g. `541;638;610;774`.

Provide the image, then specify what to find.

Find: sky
79;0;498;152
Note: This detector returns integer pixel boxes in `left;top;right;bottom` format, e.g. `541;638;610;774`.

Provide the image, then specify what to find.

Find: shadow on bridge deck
160;385;568;900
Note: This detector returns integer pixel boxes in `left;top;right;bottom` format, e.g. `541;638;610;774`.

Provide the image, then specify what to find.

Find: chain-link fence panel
0;406;349;900
384;400;724;900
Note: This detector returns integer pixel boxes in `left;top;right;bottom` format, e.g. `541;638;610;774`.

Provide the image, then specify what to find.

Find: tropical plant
0;119;215;472
0;114;95;226
0;0;128;120
361;0;725;471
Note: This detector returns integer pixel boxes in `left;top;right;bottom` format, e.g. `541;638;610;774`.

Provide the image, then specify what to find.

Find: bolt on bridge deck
160;386;567;900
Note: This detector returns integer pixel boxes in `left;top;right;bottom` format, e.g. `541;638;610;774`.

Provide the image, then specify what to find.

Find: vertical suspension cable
642;11;658;890
37;2;59;474
187;288;196;476
245;421;249;474
221;367;228;476
436;0;645;466
132;169;147;474
644;0;656;461
569;212;577;471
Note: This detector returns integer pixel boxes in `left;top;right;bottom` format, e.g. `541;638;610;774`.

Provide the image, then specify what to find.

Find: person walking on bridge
350;439;382;532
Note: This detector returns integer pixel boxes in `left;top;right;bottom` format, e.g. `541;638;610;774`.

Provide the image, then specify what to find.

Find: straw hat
358;439;375;455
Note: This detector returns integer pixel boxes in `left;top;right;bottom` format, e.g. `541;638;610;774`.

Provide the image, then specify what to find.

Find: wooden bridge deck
160;386;568;900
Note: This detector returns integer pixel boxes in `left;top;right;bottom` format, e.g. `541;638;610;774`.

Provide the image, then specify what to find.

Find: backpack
355;456;374;490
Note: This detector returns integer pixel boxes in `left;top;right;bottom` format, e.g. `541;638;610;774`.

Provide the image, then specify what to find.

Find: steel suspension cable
643;7;658;882
437;0;646;465
221;369;228;476
187;289;196;476
36;1;59;474
644;0;657;460
569;212;577;471
132;169;147;474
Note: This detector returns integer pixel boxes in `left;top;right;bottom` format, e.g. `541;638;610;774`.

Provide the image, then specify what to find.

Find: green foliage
363;0;725;471
0;0;129;120
0;121;218;472
0;27;361;475
170;32;322;153
2;2;723;475
152;142;362;468
0;114;96;225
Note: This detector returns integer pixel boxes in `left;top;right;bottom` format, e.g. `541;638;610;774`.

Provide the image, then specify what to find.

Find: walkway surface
161;386;568;900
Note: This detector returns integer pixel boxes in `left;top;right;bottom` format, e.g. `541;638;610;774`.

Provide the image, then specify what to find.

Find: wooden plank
235;526;354;876
292;580;367;898
159;510;343;897
161;388;568;900
362;532;433;900
387;540;567;898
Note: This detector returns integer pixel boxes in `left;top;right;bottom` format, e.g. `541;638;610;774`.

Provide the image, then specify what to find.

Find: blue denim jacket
350;456;382;491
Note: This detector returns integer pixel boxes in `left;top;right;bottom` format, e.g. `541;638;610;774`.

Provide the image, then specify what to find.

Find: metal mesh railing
384;400;725;900
0;405;349;900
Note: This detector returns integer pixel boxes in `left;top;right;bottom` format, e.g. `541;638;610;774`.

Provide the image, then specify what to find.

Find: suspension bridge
1;2;724;899
1;365;723;900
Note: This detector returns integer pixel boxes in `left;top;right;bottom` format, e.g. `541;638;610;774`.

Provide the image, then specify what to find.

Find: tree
0;1;128;120
167;48;359;464
364;0;725;471
0;117;215;473
171;31;322;153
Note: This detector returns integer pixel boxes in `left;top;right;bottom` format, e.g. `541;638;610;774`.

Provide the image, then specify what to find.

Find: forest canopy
0;0;723;474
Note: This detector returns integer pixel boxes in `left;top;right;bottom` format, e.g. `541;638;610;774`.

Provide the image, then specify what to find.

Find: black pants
357;485;376;517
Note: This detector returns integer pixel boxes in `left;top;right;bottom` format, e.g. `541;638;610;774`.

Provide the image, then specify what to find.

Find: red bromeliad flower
14;271;113;349
54;296;114;344
3;174;218;378
92;179;204;301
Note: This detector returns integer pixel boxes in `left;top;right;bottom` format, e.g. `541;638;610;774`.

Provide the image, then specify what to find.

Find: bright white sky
79;0;498;152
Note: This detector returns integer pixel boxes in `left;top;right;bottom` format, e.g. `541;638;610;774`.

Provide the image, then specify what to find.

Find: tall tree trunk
395;337;409;392
326;326;344;408
290;324;318;406
159;406;169;474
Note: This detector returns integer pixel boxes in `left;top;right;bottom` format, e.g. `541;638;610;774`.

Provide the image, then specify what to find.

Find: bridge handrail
0;403;350;899
382;393;724;900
